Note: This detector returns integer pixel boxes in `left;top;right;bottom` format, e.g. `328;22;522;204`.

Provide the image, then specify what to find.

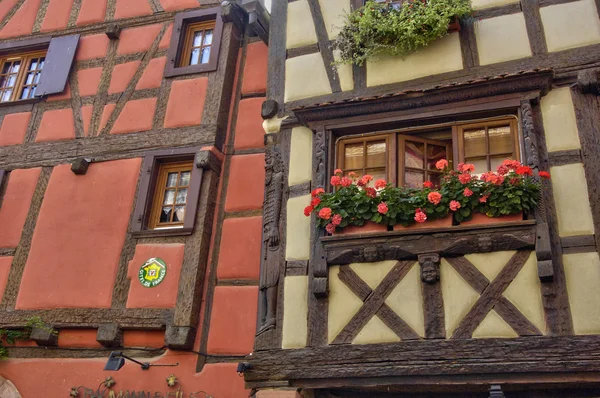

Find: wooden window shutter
35;34;80;97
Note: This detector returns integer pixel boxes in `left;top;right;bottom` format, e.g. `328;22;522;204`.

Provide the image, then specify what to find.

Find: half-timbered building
246;0;600;397
0;0;269;396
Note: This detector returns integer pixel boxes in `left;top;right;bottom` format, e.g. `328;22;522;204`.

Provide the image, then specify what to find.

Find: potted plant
304;161;549;235
334;0;472;66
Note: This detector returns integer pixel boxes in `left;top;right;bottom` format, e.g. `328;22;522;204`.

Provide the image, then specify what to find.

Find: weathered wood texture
0;126;217;169
521;0;548;56
245;336;600;384
0;308;171;329
446;255;542;338
306;0;341;93
336;264;420;344
323;222;536;265
267;0;287;116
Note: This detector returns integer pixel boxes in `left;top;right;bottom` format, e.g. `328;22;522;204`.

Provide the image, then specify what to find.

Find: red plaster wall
206;286;258;355
217;216;262;280
159;24;173;50
109;61;141;94
100;103;116;132
77;67;103;97
164;77;208;128
76;0;107;26
0;168;41;248
47;82;71;101
35;109;75;142
0;0;20;23
122;330;165;348
0;112;31;146
16;159;141;309
114;0;153;20
242;41;268;95
0;359;247;398
40;0;73;32
0;257;13;301
136;57;166;90
126;244;185;308
57;329;102;348
76;34;109;61
111;98;157;134
117;24;162;55
234;97;266;150
159;0;199;11
224;153;266;212
0;0;41;39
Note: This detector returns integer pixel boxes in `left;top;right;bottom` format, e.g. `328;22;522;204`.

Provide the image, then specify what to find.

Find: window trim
334;115;521;187
0;50;47;103
131;147;203;237
148;161;194;230
165;7;224;78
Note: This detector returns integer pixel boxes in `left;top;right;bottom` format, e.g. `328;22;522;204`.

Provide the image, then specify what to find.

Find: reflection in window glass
183;21;216;66
152;162;193;229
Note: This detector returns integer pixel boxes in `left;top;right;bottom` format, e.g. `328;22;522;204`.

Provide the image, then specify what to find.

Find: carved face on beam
420;261;440;284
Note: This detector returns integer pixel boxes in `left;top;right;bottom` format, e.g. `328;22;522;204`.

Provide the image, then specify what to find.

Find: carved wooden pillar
419;253;445;339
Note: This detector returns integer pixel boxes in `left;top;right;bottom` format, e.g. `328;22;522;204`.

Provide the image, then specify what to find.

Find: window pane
1;89;12;102
2;62;11;74
489;125;513;154
427;144;447;170
173;206;185;222
344;143;364;169
176;188;188;204
190;48;200;65
34;72;41;83
160;207;172;223
0;75;9;88
10;61;20;73
39;58;45;69
490;156;509;172
180;171;191;186
166;172;178;187
20;87;29;100
463;128;486;158
163;189;175;205
30;59;38;70
366;141;386;167
466;158;488;174
25;73;34;85
192;31;203;47
405;170;424;188
405;141;424;169
428;172;442;187
200;47;211;64
203;29;213;45
6;75;16;88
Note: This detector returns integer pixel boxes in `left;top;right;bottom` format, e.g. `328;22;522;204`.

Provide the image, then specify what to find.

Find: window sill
131;227;194;238
320;220;536;265
0;97;40;109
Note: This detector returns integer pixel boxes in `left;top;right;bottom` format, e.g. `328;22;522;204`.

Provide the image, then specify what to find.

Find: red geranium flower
334;168;343;176
502;159;521;170
479;194;489;203
348;171;357;179
377;202;388;215
516;166;533;176
459;163;475;173
423;181;433;188
318;207;332;220
427;191;442;205
326;223;336;234
497;165;509;176
414;210;427;223
365;187;377;198
539;171;551;179
330;175;342;187
435;159;448;170
311;188;324;197
449;200;461;211
360;175;373;185
310;197;321;207
332;214;342;226
458;173;472;184
464;187;473;197
374;179;387;189
304;206;313;217
341;177;353;187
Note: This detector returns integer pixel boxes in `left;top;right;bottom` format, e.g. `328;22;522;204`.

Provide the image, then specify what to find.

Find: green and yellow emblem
138;258;167;288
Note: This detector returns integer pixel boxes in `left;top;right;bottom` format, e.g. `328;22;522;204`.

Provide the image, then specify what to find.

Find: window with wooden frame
179;21;216;67
0;51;46;102
165;7;223;77
132;147;204;236
336;117;519;188
148;161;193;229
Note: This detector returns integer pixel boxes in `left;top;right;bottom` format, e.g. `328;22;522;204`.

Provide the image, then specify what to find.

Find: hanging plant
334;0;473;66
